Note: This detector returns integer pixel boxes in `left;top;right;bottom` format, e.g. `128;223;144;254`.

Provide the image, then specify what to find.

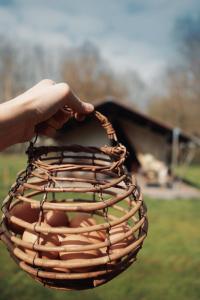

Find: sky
0;0;199;84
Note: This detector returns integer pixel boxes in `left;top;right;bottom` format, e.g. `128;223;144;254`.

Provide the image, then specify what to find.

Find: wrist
0;97;35;150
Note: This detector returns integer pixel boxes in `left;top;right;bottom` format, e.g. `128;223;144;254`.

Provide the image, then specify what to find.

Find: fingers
26;79;55;95
17;79;94;118
36;108;71;137
46;109;71;129
48;83;94;114
15;79;55;101
36;123;57;138
63;87;94;114
74;113;86;122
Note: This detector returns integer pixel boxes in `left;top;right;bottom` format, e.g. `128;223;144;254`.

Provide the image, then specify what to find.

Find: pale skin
0;79;94;150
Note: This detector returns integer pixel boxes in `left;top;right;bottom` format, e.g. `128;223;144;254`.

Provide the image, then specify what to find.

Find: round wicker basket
0;111;148;290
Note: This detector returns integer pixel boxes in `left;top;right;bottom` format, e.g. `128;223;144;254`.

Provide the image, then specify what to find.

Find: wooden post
171;127;180;179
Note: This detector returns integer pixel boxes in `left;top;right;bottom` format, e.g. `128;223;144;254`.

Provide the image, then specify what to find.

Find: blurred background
0;1;200;300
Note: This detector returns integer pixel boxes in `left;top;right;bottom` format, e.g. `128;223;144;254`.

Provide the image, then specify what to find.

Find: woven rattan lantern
0;111;148;290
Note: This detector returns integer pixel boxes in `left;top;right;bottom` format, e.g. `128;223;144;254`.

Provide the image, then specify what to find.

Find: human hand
0;79;94;150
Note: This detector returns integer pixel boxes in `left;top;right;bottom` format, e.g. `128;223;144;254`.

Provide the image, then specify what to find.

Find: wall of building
120;119;171;163
58;121;109;147
58;118;172;167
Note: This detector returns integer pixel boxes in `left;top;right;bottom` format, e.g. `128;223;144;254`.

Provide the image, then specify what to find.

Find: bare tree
61;42;129;102
0;37;17;101
148;15;200;136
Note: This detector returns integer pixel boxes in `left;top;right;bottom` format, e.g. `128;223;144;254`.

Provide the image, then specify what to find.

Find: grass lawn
175;164;200;188
0;154;200;300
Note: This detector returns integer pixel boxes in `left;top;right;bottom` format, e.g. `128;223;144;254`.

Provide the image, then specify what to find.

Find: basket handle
29;109;118;150
26;109;121;161
93;111;118;143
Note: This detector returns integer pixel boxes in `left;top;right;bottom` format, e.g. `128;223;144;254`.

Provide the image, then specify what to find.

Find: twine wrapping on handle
94;111;117;142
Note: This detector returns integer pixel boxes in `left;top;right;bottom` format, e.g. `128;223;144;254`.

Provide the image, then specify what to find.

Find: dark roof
95;99;200;145
62;99;200;145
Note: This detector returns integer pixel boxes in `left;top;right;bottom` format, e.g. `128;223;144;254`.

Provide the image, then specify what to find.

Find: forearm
0;98;33;150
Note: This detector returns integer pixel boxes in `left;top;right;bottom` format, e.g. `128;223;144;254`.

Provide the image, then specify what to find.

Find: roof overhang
61;99;200;146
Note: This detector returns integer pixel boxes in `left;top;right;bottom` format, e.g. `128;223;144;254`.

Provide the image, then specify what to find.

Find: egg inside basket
0;111;148;290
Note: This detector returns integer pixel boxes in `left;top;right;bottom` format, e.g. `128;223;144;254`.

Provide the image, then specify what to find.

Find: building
58;99;200;187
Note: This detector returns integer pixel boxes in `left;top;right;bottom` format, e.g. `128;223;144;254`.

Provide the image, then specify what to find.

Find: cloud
0;0;199;83
0;0;14;6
